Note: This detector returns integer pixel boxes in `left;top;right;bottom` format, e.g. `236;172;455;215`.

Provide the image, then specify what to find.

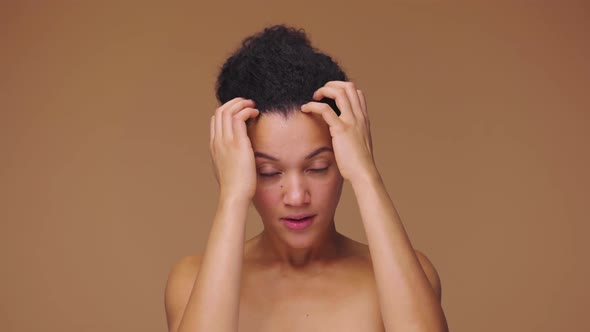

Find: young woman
165;25;449;332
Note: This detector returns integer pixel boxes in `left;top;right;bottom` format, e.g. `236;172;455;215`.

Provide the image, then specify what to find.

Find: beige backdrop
1;1;589;331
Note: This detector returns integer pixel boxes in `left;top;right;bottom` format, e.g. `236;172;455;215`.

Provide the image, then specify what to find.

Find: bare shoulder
164;255;203;332
414;249;443;302
342;239;443;303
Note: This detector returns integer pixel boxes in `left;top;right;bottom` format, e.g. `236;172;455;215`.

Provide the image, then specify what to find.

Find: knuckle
330;124;344;134
318;103;331;112
223;107;234;118
240;106;253;113
335;89;347;98
240;99;253;107
232;101;248;113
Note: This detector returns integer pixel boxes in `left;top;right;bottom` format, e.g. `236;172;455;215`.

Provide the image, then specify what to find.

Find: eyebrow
254;147;333;161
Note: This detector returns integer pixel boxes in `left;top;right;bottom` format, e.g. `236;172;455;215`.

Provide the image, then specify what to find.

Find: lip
283;213;315;220
280;214;316;230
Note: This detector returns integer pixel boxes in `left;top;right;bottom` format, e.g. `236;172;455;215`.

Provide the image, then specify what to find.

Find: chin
278;222;329;249
282;234;317;249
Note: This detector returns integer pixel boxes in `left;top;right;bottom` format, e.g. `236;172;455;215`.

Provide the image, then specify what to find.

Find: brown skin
167;237;440;331
164;82;447;331
238;233;382;331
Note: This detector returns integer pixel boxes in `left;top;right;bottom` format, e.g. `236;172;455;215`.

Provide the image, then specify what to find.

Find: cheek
253;186;281;215
253;173;343;212
310;175;343;205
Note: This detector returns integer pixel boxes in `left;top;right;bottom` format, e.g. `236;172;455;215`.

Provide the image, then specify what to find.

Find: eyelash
309;167;328;174
259;172;280;177
258;167;328;177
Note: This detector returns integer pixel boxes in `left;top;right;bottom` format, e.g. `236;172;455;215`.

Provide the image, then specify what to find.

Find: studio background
1;1;588;331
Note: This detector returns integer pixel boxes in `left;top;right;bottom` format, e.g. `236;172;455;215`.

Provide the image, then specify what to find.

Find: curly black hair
215;24;348;116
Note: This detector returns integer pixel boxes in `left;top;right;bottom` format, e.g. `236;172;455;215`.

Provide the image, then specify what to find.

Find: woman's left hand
301;81;378;184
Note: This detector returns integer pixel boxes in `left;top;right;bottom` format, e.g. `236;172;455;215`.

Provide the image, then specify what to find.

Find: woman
165;25;449;332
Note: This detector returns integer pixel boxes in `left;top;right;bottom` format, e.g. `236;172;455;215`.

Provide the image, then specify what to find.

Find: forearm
178;195;249;332
351;170;447;332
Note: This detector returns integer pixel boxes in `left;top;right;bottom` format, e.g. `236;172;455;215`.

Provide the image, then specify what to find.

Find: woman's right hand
210;97;260;202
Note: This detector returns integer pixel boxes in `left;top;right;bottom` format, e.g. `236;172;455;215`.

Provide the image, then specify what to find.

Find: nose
281;173;310;207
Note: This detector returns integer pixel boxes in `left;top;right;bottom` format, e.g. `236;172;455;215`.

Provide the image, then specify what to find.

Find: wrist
213;194;251;230
349;165;382;188
218;192;252;210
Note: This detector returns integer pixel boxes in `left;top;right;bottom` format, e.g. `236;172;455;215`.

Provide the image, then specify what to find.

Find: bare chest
237;269;384;332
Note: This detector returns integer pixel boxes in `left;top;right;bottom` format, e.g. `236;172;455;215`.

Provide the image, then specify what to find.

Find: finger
325;81;364;119
301;102;342;129
357;89;367;116
233;107;259;139
356;89;372;151
312;86;354;120
215;107;224;144
209;115;215;150
356;89;369;128
221;97;248;111
233;107;259;123
215;97;247;141
223;99;255;141
210;115;218;182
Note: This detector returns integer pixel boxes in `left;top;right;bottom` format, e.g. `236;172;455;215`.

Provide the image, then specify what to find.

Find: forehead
247;111;332;159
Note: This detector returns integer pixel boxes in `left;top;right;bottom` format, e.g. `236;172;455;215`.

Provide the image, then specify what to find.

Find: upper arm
414;250;443;303
164;255;202;332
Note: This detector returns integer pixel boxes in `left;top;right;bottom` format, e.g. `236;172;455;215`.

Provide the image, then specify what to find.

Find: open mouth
281;215;316;230
286;216;311;221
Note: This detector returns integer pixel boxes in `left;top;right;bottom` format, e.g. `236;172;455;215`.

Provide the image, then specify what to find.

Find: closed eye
309;167;328;173
259;172;281;177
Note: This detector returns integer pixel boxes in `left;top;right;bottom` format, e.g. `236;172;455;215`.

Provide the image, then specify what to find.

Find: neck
255;222;343;269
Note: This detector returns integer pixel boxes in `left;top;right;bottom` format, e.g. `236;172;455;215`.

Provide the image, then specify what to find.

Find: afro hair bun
215;24;347;115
